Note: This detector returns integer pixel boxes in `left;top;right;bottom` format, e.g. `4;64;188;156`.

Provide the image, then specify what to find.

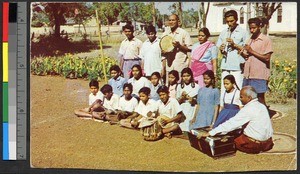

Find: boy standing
216;10;249;100
118;23;143;79
242;17;273;107
139;25;163;78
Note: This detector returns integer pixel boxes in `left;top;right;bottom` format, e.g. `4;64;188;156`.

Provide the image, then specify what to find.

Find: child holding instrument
213;74;242;128
74;79;104;119
156;85;185;138
119;87;158;129
167;70;180;99
190;70;220;129
176;67;200;132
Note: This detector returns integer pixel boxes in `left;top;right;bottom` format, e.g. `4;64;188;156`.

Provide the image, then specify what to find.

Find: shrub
30;54;117;81
267;59;297;103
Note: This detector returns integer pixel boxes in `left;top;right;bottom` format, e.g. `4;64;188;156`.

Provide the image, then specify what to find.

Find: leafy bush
267;59;297;103
30;54;117;81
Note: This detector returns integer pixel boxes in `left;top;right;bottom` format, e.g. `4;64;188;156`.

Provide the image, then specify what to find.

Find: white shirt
139;37;162;76
118;96;138;112
209;99;273;141
89;91;104;106
168;83;178;99
220;88;242;107
103;94;119;111
176;83;200;99
134;99;158;117
128;77;151;96
158;98;182;119
161;27;193;71
119;38;143;60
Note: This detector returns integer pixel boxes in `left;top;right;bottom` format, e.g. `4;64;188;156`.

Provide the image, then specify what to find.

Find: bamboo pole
95;9;107;83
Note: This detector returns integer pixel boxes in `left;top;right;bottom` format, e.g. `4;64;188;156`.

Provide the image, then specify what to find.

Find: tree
117;2;154;29
182;8;198;28
197;2;210;29
177;2;183;27
32;2;93;37
254;2;282;34
94;2;123;25
168;2;183;27
73;3;94;35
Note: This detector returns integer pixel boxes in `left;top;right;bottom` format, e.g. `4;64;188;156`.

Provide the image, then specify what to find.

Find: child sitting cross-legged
105;83;138;124
91;84;120;121
119;87;158;129
156;85;185;138
74;79;104;119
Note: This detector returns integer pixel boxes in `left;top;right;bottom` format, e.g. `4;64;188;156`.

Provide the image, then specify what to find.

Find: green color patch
3;83;8;122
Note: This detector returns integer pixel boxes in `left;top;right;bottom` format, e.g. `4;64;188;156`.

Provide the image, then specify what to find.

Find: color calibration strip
2;1;27;160
3;1;10;160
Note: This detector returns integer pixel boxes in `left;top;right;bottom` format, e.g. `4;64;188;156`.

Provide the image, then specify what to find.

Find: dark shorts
243;78;268;93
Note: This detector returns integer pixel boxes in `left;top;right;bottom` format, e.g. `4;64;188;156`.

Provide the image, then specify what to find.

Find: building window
277;5;282;23
240;7;244;24
223;8;227;24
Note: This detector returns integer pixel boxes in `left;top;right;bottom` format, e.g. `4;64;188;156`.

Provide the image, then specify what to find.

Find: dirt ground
30;74;297;173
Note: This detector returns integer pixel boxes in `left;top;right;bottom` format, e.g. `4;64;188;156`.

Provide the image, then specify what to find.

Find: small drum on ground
160;35;174;53
139;118;163;141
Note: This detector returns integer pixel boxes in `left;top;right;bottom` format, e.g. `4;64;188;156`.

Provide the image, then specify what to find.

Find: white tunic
118;96;138;112
89;91;104;106
128;77;151;96
103;94;119;111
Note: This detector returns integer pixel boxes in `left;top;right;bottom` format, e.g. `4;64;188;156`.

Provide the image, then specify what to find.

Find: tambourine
159;35;174;53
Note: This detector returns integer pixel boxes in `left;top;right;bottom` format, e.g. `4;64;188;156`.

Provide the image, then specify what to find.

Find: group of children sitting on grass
74;64;243;139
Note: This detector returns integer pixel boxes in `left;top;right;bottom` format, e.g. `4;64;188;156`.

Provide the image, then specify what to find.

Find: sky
154;2;200;15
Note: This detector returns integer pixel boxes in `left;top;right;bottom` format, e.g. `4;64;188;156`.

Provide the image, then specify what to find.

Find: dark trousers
234;134;274;154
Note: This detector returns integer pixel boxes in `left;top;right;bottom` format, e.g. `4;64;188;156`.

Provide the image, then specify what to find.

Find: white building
205;2;296;34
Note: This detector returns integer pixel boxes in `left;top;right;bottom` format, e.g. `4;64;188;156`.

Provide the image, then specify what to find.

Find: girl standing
176;68;200;132
149;72;163;101
167;70;180;99
190;70;220;129
190;27;218;87
213;75;242;128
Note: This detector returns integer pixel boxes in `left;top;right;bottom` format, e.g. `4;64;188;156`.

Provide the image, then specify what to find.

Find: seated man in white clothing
201;86;274;154
156;86;185;138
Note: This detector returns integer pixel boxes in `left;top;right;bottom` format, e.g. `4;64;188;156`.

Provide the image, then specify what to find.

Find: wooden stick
95;8;107;83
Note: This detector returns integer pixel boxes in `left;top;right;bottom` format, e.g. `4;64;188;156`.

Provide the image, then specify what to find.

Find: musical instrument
159;35;175;53
139;118;163;141
188;127;237;159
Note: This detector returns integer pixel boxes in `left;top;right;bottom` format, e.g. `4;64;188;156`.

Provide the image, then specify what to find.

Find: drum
159;35;175;53
139;118;163;141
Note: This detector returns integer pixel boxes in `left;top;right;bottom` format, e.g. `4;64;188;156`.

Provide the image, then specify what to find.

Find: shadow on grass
31;34;111;57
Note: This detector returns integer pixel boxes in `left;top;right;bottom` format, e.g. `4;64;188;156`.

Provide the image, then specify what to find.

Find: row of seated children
75;65;243;137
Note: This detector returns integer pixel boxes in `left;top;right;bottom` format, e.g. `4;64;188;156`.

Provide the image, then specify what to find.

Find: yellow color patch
3;43;8;82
